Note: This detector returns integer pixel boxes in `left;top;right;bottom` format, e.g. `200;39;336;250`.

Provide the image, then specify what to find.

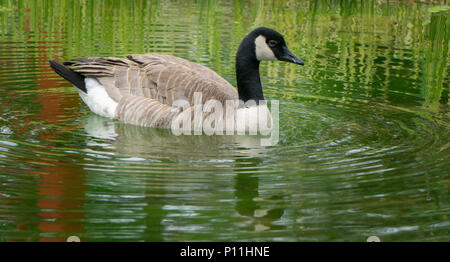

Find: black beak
279;46;304;65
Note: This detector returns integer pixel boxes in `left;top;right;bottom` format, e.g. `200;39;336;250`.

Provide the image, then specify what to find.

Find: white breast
235;104;273;134
170;100;273;135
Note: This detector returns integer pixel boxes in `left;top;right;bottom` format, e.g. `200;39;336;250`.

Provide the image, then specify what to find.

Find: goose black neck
235;35;264;103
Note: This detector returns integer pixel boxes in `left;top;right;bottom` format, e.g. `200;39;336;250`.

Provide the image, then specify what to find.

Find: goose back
65;53;238;106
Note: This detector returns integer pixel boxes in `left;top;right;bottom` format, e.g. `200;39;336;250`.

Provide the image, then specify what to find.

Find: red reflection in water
33;53;87;241
26;15;87;241
36;166;87;242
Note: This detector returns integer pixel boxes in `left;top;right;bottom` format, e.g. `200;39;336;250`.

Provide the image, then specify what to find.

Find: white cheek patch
255;35;276;61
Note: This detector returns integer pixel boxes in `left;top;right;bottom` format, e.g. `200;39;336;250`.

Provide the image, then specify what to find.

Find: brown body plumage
65;54;238;128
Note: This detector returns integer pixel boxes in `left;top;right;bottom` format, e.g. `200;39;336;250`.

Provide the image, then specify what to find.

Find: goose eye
268;40;278;47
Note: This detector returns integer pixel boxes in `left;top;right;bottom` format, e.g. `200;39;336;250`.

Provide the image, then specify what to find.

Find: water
0;0;448;241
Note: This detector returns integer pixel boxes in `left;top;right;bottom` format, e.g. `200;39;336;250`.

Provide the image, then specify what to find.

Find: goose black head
237;27;304;66
235;27;304;102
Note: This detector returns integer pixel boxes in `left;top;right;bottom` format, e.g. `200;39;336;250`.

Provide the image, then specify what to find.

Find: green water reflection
0;0;448;241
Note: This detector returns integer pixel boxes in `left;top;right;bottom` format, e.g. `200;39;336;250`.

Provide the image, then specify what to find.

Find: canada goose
49;27;303;133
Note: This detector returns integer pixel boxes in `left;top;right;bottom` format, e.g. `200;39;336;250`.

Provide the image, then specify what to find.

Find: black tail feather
49;60;86;93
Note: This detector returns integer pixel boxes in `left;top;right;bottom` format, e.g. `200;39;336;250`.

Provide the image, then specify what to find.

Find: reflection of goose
82;114;272;159
50;27;303;131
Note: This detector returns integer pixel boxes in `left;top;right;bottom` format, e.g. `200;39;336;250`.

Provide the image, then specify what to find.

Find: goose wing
66;53;238;106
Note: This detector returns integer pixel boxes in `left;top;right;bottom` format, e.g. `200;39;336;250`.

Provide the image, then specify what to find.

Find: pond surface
0;0;449;241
